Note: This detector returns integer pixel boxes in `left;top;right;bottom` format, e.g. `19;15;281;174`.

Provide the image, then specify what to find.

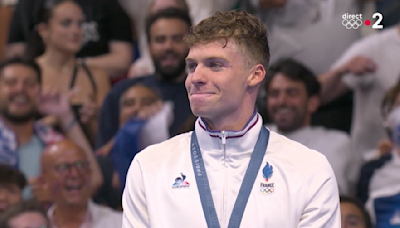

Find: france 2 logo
342;12;384;29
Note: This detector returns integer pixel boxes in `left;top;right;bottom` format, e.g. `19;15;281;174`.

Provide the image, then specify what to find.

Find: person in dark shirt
5;0;133;77
95;8;193;149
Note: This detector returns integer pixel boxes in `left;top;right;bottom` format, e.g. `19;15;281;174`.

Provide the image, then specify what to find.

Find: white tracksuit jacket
122;113;341;228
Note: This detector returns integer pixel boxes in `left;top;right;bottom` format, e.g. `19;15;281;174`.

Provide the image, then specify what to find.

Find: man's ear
307;96;320;114
248;64;266;87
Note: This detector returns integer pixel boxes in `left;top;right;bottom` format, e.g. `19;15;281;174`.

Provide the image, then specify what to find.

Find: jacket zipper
222;131;227;165
221;131;227;224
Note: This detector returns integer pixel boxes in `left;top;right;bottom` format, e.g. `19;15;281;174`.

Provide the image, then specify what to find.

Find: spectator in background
5;0;133;77
96;8;193;149
0;0;16;62
0;57;102;199
31;0;110;145
0;165;26;215
264;58;353;195
245;0;363;134
318;20;400;165
125;0;189;78
41;140;122;228
97;84;171;157
0;200;50;228
356;78;400;227
340;196;372;228
94;84;172;209
246;0;361;76
121;0;239;78
112;84;172;188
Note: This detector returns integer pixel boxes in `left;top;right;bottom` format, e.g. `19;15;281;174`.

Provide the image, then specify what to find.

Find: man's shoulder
91;202;122;221
134;132;192;164
309;126;351;142
268;130;334;175
350;26;397;51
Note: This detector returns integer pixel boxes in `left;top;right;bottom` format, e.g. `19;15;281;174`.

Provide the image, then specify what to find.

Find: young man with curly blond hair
122;10;340;228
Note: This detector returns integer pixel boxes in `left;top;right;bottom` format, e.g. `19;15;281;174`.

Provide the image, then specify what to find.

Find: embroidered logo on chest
172;173;190;189
260;162;275;195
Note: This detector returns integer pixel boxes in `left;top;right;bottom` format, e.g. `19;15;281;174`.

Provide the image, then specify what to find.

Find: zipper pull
221;131;226;145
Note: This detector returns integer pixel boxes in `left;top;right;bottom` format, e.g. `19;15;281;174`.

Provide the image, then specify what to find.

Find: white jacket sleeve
122;159;150;228
298;156;341;228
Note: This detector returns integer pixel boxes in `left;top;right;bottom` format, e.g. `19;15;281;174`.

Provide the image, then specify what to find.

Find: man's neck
155;71;186;83
54;202;89;227
0;116;35;147
204;107;255;132
40;48;76;73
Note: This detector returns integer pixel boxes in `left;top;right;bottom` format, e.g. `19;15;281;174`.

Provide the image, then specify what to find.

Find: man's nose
190;65;207;85
68;166;81;177
163;39;174;50
276;93;289;104
14;81;25;92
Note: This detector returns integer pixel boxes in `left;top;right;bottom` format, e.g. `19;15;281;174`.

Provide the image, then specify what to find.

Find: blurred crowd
0;0;399;227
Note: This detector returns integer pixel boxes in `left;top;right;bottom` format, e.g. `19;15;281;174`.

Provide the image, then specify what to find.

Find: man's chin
276;124;297;133
157;64;186;81
2;112;37;124
191;106;212;119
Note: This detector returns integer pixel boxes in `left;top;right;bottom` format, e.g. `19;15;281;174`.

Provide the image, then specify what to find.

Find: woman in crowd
340;196;372;228
27;0;110;145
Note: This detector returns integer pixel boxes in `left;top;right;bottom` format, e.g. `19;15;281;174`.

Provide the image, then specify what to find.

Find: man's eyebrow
185;58;195;62
206;57;229;62
185;56;229;62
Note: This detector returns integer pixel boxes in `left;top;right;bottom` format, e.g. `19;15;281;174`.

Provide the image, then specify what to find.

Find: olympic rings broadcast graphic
342;18;362;29
260;187;274;194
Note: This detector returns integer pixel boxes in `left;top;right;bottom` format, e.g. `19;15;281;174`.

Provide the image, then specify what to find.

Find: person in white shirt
40;140;122;228
361;80;400;227
318;23;400;163
245;0;362;76
122;10;340;228
264;58;354;195
245;0;363;135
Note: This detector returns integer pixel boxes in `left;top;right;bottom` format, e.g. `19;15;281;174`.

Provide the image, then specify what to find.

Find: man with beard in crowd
0;57;102;200
95;8;193;149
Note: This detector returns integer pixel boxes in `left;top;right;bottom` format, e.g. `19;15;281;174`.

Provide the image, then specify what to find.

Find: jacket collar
48;200;95;227
194;109;263;155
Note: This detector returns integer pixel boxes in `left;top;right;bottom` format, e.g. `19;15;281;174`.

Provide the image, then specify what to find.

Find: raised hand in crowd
38;87;78;120
79;95;98;124
134;100;163;120
38;88;104;193
96;100;164;157
95;138;114;157
377;139;393;157
338;56;377;75
29;177;52;205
